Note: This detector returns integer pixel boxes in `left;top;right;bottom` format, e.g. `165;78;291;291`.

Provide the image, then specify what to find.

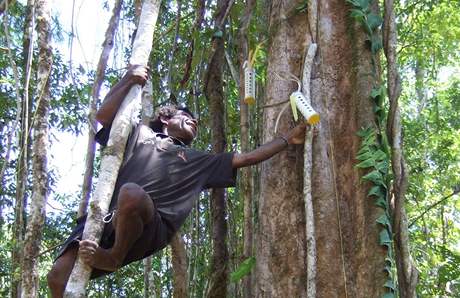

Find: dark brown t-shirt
97;124;237;233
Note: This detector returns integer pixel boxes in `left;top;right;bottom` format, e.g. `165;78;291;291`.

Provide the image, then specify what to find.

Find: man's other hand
284;122;309;145
126;64;149;86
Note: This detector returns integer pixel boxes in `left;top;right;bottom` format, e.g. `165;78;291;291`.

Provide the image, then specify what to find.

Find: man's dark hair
149;105;195;133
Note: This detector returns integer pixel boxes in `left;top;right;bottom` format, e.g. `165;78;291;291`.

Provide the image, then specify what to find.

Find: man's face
165;110;198;145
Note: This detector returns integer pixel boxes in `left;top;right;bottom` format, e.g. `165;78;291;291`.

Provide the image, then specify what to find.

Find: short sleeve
94;123;144;167
203;152;237;189
95;125;111;146
94;123;141;148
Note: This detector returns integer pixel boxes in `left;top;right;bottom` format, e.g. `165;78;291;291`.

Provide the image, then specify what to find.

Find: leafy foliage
0;0;458;296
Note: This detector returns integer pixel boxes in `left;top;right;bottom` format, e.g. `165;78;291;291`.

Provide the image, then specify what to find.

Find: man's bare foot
79;239;121;272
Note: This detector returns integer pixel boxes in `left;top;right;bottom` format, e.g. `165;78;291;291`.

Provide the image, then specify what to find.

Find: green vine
347;0;397;297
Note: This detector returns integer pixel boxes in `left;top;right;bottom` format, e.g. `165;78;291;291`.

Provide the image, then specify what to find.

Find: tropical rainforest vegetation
0;0;458;297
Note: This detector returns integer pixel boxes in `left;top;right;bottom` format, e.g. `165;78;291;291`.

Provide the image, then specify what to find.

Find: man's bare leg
47;246;78;298
79;183;154;271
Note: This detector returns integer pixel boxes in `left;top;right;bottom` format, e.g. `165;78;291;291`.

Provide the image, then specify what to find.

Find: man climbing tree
47;65;308;297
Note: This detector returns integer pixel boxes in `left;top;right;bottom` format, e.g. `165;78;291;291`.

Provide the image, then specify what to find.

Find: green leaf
384;279;395;290
382;292;395;298
375;160;389;174
385;257;394;266
376;213;391;228
357;127;373;137
213;30;223;38
230;257;256;282
350;9;365;19
363;133;377;146
373;149;387;161
296;0;309;13
373;105;382;113
375;197;387;208
356;158;375;169
362;170;384;185
368;185;384;198
357;151;373;161
345;0;361;7
379;229;392;246
370;34;383;54
371;86;383;99
367;13;383;30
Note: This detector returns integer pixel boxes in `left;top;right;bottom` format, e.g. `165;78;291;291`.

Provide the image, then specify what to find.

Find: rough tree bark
78;0;123;218
237;0;256;297
204;0;233;297
383;0;419;296
171;233;189;298
64;1;161;296
20;0;52;296
256;0;387;297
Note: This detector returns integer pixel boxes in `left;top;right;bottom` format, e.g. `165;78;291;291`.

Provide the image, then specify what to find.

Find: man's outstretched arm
232;123;308;169
95;65;148;127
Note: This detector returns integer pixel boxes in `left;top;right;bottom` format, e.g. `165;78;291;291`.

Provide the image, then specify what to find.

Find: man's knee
118;183;152;215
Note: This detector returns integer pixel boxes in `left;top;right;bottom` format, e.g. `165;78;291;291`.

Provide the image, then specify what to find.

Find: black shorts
56;208;172;279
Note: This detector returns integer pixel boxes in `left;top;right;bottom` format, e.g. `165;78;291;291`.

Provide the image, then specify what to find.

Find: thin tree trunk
141;78;155;297
164;0;182;101
171;233;189;298
383;0;419;296
64;1;161;296
0;0;15;16
301;42;317;298
179;0;205;90
9;1;34;296
143;256;157;298
204;2;233;297
237;1;256;297
20;0;52;296
78;0;123;217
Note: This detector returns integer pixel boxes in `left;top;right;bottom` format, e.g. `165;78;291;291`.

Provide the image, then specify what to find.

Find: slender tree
383;0;419;296
64;0;161;296
203;1;234;297
171;233;188;298
237;1;256;297
78;0;123;218
10;0;34;296
20;0;52;296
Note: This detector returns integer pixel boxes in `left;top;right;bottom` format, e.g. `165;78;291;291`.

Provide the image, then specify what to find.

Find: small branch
224;49;239;86
259;99;289;109
302;43;317;298
38;242;62;257
0;2;24;186
409;189;460;228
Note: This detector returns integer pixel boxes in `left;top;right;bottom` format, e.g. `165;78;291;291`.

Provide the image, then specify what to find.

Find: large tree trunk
20;0;52;296
204;1;233;297
78;0;123;217
64;1;161;296
256;0;387;297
